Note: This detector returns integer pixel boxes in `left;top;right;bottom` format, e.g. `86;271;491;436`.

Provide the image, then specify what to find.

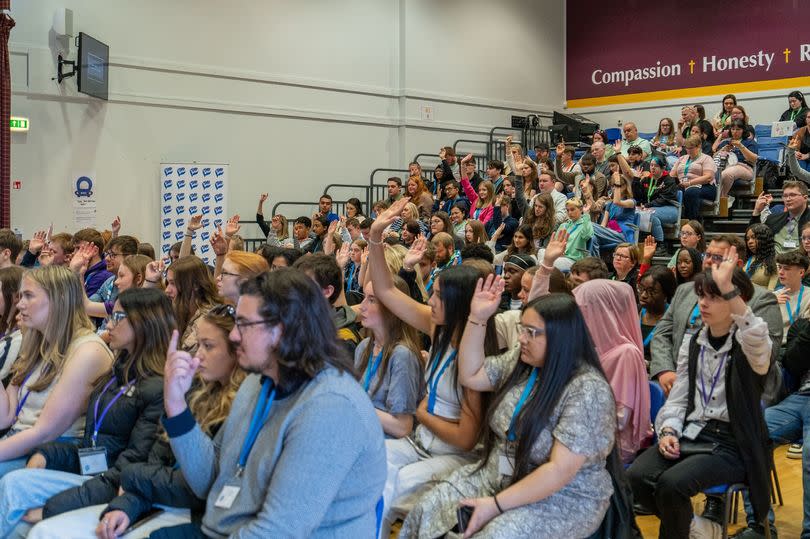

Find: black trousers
149;523;206;539
627;420;746;539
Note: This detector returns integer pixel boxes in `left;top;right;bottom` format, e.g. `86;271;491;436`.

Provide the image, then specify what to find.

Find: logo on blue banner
189;205;198;214
215;180;224;190
163;179;172;189
215;168;224;177
163;167;173;176
162;244;171;253
175;231;185;241
190;167;199;177
202;218;211;227
214;206;223;215
177;167;186;176
202;193;211;202
176;205;186;214
162;231;171;240
163;193;172;202
175;218;185;228
177;180;186;189
201;231;210;241
175;193;185;202
189;180;199;189
203;168;211;177
214;193;223;203
201;206;210;215
163;218;171;227
201;244;210;254
162;205;172;215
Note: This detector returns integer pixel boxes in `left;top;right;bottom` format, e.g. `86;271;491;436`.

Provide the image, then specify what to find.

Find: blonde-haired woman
0;265;113;476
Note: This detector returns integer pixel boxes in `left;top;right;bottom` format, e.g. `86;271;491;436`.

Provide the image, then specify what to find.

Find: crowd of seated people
0;90;808;538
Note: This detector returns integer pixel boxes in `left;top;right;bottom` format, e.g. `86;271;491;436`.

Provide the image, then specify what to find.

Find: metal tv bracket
53;36;80;83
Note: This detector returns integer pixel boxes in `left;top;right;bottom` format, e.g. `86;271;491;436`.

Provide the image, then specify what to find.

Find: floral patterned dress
400;348;616;538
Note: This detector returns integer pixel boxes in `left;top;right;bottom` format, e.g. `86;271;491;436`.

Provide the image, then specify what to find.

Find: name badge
682;421;705;441
783;240;798;249
215;485;241;509
78;447;108;476
498;452;515;477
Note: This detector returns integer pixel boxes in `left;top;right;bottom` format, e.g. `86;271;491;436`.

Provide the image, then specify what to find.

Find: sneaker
731;524;778;538
787;443;802;459
727;195;736;209
690;515;722;539
701;495;724;525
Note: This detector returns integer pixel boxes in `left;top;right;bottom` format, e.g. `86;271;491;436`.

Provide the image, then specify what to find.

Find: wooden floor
637;445;804;538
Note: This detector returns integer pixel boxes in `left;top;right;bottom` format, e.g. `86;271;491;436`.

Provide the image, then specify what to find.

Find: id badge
784;240;798;249
78;447;108;476
682;421;706;441
498;450;515;477
214;482;242;509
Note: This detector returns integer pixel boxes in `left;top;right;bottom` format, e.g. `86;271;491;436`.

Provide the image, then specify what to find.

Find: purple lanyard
15;370;36;420
698;346;727;409
92;376;136;447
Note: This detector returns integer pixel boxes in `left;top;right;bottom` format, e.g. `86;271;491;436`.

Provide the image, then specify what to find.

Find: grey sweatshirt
164;368;386;538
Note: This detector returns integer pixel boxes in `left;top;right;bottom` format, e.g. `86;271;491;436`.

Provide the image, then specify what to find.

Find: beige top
13;331;113;437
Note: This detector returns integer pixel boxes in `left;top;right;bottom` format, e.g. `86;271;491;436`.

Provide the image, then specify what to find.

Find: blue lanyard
474;207;482;220
688;303;701;327
92;376;136;447
15;370;36;420
425;251;460;292
698;346;727;409
345;263;356;293
744;257;755;275
494;177;504;192
640;304;669;348
507;368;538;442
567;222;581;235
237;378;276;477
786;286;805;325
426;349;457;415
362;349;384;392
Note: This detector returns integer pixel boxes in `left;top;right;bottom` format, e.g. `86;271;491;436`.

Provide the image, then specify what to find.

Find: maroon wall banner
566;0;810;107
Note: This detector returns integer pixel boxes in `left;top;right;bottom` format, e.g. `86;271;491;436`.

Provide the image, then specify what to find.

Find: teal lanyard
236;378;276;477
640;304;669;348
507;368;539;442
345;263;356;293
426;251;460;292
362;349;384;392
689;303;701;328
786;286;805;325
426;349;458;415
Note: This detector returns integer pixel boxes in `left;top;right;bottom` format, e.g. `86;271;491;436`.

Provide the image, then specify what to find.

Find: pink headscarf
573;279;651;462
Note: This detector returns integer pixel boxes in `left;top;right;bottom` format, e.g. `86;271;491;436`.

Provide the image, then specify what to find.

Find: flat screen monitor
77;32;109;100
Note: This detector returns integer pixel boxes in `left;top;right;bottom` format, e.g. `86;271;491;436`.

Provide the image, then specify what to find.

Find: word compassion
590;45;810;88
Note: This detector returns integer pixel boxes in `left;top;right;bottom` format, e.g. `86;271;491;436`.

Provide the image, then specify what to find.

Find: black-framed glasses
517;323;545;339
104;251;124;259
234;318;274;335
107;311;127;327
706;253;725;264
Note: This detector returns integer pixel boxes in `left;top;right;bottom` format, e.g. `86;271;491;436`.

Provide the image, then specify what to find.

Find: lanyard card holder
78;446;108;476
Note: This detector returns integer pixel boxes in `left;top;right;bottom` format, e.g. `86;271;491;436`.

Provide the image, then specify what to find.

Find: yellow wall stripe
567;76;810;109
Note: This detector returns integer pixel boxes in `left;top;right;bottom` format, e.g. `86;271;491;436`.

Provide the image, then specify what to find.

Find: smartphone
457;505;474;533
125;508;165;534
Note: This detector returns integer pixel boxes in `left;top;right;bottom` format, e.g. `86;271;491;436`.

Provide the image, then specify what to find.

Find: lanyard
474;207;482;220
682;157;694;178
494;177;504;192
507;368;539;442
791;109;800;122
362;349;384;392
698;346;727;409
646;177;659;201
786;286;805;325
688;303;701;328
567;222;581;235
640;304;669;348
426;251;460;292
345;263;356;293
15;370;36;420
426;349;457;415
237;378;276;477
92;376;136;447
786;217;798;236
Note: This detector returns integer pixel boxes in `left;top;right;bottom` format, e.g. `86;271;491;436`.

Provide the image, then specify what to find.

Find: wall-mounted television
77;32;109;100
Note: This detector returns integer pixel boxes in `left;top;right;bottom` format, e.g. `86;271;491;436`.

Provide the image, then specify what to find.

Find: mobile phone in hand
457;505;474;533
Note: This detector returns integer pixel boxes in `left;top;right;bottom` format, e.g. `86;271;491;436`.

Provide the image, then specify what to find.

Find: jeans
683;184;717;220
627;421;746;539
800;159;810;172
649;205;680;242
0;468;88;537
743;393;809;537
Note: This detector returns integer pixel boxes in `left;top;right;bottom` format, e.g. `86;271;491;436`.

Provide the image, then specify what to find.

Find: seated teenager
402;280;616;538
713;119;759;206
779;90;809;129
637;266;677;366
367;198;493;537
743;224;779;289
356;277;423;439
24;304;246;538
0;266;113;477
71;229;113;298
82;254;151;326
523;194;556;250
145;256;222;354
751;180;810;254
574;279;651;463
406;176;434;221
0;266;23;379
486;195;519;253
462;160;496;225
628;253;774;539
215;251;269;306
0;288;173;536
674;247;703;286
667;220;706;269
0;229;22;270
555;198;594;272
774;250;810;345
569;257;609;289
491;225;537;269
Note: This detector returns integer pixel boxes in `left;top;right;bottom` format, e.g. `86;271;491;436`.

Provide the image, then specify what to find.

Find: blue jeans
649;205;680;242
800;159;810;172
742;393;809;536
683;184;716;220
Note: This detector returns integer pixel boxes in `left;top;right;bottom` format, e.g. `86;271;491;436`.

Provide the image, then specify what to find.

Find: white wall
9;0;565;244
567;91;799;135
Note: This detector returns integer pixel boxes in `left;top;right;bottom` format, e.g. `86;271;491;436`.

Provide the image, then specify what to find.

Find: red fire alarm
13;181;21;190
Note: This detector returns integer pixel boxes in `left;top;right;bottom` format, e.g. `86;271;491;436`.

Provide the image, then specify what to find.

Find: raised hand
469;274;504;323
187;214;203;232
461;153;474;164
754;192;772;213
439;148;447;160
144;259;165;284
336;242;350;269
210;226;229;256
556;142;566;155
492;222;505;240
69;243;96;275
28;230;48;254
328;220;338;235
259;192;269;204
370;197;411;236
164;330;200;417
111;216;122;236
642;235;657;262
613;139;623;152
710;245;738;294
225;214;241;237
403;235;427;270
542;228;569;266
789;135;801;151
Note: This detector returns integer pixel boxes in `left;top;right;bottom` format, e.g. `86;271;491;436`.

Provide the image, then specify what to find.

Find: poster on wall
72;174;97;228
159;163;228;267
566;0;810;108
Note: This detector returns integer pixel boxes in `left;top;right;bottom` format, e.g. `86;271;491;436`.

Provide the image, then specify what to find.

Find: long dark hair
789;90;808;110
0;266;23;335
239;268;354;393
506;224;537;258
675;247;703;285
478;294;608;482
745;224;777;277
168;256;222;339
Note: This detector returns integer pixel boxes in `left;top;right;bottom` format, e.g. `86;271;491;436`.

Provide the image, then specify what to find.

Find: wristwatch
720;287;741;301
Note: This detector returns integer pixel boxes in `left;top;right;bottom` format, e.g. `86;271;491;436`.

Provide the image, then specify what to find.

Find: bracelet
184;233;194;238
493;494;504;514
659;428;677;439
467;318;487;327
145;279;159;284
366;236;383;246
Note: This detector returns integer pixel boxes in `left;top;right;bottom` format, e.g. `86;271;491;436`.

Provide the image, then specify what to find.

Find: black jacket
646;175;680;208
784;318;810;384
39;363;164;519
750;206;810;240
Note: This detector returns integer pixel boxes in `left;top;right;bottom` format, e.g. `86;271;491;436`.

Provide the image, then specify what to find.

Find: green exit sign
10;117;29;132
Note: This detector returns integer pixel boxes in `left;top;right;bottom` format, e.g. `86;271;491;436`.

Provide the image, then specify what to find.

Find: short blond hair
684;134;702;149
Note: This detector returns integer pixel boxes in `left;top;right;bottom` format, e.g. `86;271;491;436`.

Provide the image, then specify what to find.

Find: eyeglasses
106;311;127;328
517;323;545;339
801;235;810;242
613;252;631;260
637;285;659;296
219;270;241;279
234;318;273;335
680;231;696;238
706;253;725;264
783;193;805;200
104;251;124;259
